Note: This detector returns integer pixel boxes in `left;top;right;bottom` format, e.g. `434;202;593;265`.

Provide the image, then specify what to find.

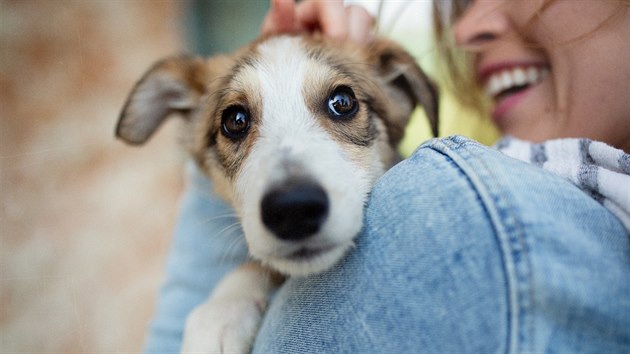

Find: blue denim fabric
144;164;248;354
145;136;629;353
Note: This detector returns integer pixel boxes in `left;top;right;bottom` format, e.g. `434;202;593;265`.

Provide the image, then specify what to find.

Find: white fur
181;266;275;353
233;37;377;276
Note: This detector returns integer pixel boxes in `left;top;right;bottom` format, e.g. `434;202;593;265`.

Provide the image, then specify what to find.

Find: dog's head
117;34;438;276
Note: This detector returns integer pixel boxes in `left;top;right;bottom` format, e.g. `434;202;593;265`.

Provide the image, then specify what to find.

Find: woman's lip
478;60;548;85
491;85;534;122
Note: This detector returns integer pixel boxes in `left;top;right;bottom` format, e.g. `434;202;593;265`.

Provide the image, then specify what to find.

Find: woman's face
454;0;630;151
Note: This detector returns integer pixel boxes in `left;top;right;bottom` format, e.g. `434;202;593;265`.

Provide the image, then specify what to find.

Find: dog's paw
180;297;266;354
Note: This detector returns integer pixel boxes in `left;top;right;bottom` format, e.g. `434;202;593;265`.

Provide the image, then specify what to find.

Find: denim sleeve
254;136;630;353
143;163;248;353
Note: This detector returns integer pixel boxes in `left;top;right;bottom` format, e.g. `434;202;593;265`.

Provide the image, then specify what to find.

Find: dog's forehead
230;38;302;92
254;37;310;104
256;36;310;76
229;36;351;96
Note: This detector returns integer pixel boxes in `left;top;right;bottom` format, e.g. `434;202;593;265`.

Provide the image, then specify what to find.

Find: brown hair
432;0;486;114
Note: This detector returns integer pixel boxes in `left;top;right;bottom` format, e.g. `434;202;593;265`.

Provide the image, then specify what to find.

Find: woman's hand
260;0;375;44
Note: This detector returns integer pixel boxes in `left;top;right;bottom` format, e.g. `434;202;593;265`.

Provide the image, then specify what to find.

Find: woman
145;0;630;352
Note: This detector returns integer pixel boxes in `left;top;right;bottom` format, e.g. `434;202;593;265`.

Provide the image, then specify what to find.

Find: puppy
116;33;438;353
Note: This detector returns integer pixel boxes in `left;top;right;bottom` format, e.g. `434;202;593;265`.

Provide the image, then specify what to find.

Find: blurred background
0;0;497;352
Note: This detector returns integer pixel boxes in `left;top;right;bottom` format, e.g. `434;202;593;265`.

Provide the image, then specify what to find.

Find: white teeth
513;68;526;86
526;67;539;82
500;71;512;88
485;66;549;98
488;76;501;97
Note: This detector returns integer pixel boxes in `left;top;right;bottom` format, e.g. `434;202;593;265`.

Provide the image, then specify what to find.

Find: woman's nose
454;0;511;51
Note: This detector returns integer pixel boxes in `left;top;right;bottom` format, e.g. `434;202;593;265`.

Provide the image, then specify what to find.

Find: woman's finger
296;0;348;39
346;5;375;44
261;0;297;36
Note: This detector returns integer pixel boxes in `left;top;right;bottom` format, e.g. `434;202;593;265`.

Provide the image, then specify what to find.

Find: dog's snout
261;180;329;241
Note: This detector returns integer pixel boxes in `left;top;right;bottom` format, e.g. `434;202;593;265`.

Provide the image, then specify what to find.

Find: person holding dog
145;0;630;352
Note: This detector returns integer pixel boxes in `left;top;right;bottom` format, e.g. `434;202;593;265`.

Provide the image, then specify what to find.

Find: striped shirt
496;137;630;232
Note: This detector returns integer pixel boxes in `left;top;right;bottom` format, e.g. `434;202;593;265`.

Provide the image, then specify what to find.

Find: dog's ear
368;39;439;139
116;55;209;145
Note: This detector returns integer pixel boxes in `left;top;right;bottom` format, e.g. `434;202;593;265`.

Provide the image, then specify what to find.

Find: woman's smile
479;61;550;122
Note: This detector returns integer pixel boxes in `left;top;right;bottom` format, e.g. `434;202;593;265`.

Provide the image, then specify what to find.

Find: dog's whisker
210;222;246;265
211;221;242;239
204;212;239;221
219;234;247;266
189;213;238;230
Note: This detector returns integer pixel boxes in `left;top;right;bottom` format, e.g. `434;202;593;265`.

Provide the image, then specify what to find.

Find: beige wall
1;0;188;351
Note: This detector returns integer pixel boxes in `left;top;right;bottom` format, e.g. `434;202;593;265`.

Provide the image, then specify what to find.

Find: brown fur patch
240;261;286;287
299;37;394;152
191;47;265;184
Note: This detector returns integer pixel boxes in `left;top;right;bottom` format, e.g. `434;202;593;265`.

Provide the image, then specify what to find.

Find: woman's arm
143;163;248;353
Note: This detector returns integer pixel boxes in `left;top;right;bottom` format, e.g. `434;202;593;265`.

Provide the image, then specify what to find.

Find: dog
116;33;438;353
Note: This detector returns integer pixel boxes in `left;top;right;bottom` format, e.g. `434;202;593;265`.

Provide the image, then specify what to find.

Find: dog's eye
327;86;358;118
221;106;250;139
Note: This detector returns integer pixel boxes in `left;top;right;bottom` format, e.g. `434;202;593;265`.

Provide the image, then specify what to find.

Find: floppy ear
368;39;440;139
116;55;208;145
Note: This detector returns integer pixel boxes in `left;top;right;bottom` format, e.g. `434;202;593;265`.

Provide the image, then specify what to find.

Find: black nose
261;180;329;241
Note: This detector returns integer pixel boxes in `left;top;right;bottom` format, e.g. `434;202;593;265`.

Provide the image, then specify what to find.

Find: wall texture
1;0;187;351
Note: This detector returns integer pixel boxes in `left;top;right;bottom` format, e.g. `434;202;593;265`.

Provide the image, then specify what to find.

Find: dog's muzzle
261;179;329;241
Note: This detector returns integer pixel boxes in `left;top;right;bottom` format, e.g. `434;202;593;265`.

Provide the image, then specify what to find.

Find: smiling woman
435;0;630;150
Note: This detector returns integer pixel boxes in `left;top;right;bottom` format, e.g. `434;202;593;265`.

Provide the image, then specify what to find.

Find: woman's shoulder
390;135;628;236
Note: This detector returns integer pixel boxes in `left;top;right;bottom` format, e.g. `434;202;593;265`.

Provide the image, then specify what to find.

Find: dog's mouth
284;244;337;261
263;241;352;276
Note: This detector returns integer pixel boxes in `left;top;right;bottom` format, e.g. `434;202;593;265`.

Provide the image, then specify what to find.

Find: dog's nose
261;180;329;241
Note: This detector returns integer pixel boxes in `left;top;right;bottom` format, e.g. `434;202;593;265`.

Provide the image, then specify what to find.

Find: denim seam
472;147;535;354
424;137;533;354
